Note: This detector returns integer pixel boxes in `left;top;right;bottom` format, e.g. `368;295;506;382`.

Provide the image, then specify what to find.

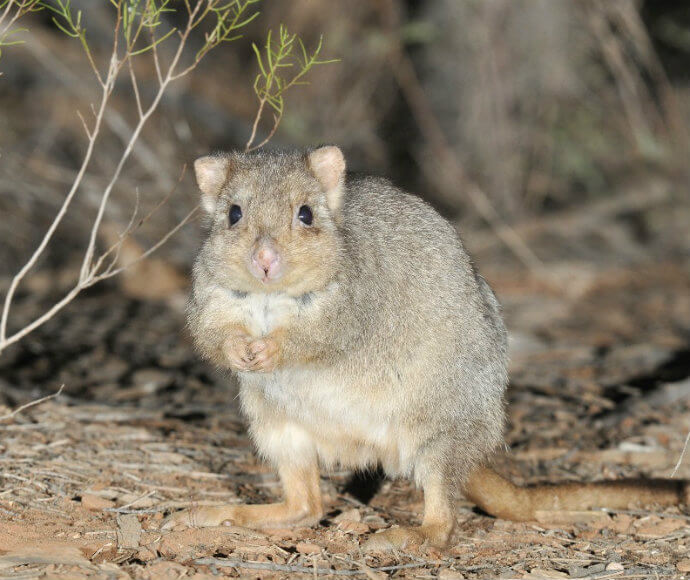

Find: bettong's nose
250;238;282;282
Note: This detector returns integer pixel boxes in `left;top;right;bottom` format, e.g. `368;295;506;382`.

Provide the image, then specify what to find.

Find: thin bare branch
0;65;115;343
3;283;84;349
128;59;144;119
79;2;204;283
150;26;164;86
671;431;690;478
244;97;267;151
93;164;184;280
90;192;142;281
0;385;64;422
246;111;281;153
76;109;92;139
89;206;198;285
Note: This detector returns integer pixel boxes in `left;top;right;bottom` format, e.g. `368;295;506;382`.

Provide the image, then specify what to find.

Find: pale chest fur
205;287;301;337
240;291;301;336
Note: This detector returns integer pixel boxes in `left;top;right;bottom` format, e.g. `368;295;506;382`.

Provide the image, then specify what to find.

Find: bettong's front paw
245;337;281;372
224;333;281;373
223;332;254;371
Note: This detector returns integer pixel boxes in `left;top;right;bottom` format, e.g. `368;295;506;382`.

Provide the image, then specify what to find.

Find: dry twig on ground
0;384;63;421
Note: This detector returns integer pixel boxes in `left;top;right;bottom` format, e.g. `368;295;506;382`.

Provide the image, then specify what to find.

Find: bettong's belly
239;369;416;474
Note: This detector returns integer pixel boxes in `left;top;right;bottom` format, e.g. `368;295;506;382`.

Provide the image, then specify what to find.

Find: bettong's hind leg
162;460;322;530
363;471;455;550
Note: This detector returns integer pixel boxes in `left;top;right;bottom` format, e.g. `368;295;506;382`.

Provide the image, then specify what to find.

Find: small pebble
605;563;624;572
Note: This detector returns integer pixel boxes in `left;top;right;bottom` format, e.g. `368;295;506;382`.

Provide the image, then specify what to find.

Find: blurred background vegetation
0;0;689;280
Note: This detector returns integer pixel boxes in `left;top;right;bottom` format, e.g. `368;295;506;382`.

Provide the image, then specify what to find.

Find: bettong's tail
463;466;689;521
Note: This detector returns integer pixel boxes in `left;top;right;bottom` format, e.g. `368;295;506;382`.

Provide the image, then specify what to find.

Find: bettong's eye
298;205;313;226
229;204;242;226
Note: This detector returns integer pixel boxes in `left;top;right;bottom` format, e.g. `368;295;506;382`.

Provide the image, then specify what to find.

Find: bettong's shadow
343;465;386;505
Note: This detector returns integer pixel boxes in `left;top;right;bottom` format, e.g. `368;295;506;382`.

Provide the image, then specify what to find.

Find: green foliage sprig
194;0;260;62
245;23;338;151
0;0;42;68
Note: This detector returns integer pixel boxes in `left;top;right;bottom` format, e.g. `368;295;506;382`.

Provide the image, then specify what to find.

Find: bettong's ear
194;154;232;214
306;146;346;215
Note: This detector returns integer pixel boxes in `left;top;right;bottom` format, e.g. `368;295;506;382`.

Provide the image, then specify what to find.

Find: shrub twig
0;1;262;354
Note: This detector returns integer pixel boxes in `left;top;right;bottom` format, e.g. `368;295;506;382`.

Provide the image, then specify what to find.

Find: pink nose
251;244;281;280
